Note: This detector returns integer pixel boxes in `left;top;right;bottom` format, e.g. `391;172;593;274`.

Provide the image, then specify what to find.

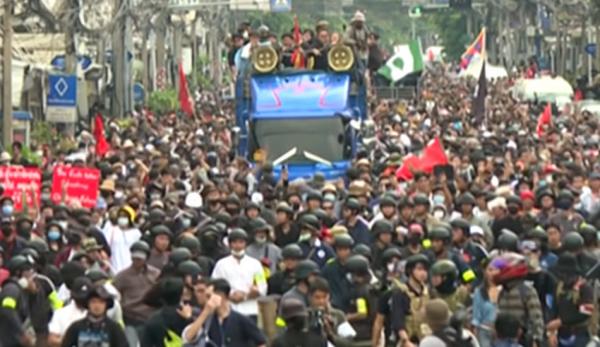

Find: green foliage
148;89;178;115
31;121;55;146
191;55;214;91
429;10;469;61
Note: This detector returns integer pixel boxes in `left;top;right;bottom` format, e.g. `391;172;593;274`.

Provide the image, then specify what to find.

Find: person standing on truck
344;11;369;70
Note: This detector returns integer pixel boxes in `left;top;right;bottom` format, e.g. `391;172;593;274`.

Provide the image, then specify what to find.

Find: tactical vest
392;278;430;340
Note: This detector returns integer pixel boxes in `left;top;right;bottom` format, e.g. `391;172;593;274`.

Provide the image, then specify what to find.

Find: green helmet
430;259;458;279
280;298;307;320
281;244;304;259
382;247;402;263
429;227;451;242
405;254;430;275
294;260;320;281
527;226;547;241
7;255;33;275
177;236;201;254
352;244;372;259
169;247;192;266
371;220;394;236
130;241;151;255
299;214;320;231
177;260;203;278
379;196;397;208
151;225;173;238
562;232;584;252
228;228;248;242
333;234;354;249
344;198;361;211
346;255;370;275
497;230;519;252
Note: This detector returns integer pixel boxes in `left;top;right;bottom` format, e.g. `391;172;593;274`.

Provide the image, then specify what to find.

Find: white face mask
255;236;267;244
387;262;396;273
433;210;445;220
231;249;245;258
17;277;29;289
298;233;311;242
118;217;129;227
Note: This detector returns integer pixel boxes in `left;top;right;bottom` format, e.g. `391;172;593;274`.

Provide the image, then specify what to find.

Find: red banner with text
51;165;101;209
0;166;42;210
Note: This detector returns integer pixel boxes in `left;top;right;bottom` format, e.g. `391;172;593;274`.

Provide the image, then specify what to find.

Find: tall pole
3;0;13;149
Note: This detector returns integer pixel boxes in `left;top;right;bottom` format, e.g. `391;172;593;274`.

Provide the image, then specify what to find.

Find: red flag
421;138;449;173
396;154;422;181
93;113;110;157
536;103;552;137
178;62;194;117
291;15;305;68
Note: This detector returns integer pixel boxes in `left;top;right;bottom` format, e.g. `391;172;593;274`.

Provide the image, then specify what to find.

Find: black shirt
141;306;191;347
61;316;128;347
377;288;410;343
205;310;267;347
271;329;327;347
274;223;300;248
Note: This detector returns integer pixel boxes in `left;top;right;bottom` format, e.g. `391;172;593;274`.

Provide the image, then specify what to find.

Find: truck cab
235;46;367;181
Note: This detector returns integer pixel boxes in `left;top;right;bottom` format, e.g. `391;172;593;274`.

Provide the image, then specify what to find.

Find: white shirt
211;254;267;316
48;301;87;336
102;224;141;274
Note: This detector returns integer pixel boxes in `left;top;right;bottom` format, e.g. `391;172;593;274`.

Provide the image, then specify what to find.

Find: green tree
429;10;469;61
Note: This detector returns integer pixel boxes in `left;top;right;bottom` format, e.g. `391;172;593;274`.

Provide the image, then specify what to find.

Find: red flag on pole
178;62;194;117
291;15;305;68
396;154;422;181
536;103;552;137
93;113;110;157
420;138;449;173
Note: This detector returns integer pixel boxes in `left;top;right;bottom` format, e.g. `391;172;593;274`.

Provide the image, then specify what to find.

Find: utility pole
3;0;13;149
112;0;133;116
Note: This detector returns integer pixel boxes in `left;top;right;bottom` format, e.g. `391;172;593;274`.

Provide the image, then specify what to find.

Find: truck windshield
249;117;349;164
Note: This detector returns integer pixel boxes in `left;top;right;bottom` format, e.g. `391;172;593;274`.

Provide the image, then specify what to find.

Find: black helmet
413;194;430;206
562;232;584;252
398;197;414;209
149;209;167;223
7;255;33;275
450;218;470;235
429;227;451;242
294;259;320;281
506;195;522;206
245;201;261;212
371;220;394;236
379;196;397;208
86;269;109;283
456;193;476;206
20;248;41;265
130;241;151;256
382;247;402;263
346;255;370;275
344;198;361;211
177;260;203;278
430;259;458;278
333;234;354;249
177;236;201;254
299;214;320;232
249;218;270;233
276;202;294;215
405;254;430;275
280;298;307;320
579;224;597;243
306;191;323;202
228;228;248;242
225;194;241;207
281;244;304;259
311;208;327;221
151;225;173;238
557;190;574;203
86;285;114;310
497;230;519;252
352;244;372;259
27;239;49;255
169;247;192;266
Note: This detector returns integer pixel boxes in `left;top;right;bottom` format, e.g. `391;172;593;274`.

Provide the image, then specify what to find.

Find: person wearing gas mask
0;255;37;347
246;218;282;275
102;205;141;274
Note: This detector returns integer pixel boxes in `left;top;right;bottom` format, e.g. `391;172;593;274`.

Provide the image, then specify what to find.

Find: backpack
433;326;474;347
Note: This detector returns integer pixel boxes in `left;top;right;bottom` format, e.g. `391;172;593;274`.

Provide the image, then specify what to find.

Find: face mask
48;230;61;241
231;249;245;258
298;233;311;242
115;190;124;200
255;236;267;244
58;221;68;231
433;195;445;205
150;193;161;201
17;277;29;289
387;262;396;273
181;218;191;229
118;217;129;227
17;227;31;240
2;205;13;216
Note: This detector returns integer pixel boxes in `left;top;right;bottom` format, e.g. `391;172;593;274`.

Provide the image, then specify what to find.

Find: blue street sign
585;43;597;57
270;0;291;12
48;75;77;107
133;83;145;104
50;55;93;71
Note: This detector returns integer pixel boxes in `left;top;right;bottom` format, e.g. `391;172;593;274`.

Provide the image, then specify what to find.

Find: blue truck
234;46;368;181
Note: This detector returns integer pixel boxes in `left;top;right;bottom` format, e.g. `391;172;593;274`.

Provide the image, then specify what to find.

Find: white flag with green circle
378;40;424;82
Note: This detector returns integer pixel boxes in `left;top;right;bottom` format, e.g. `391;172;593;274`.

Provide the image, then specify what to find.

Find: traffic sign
50;55;93;72
47;75;78;123
270;0;291;12
585;43;597;57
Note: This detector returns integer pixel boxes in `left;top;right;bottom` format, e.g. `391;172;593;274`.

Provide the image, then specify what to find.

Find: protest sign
0;166;42;210
51;165;101;208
